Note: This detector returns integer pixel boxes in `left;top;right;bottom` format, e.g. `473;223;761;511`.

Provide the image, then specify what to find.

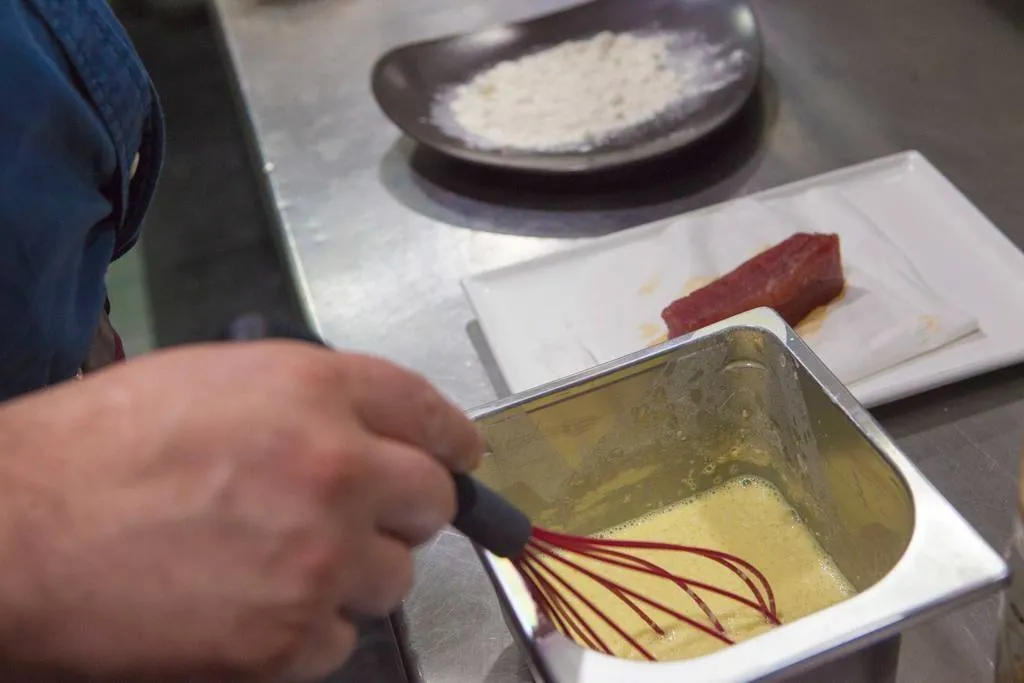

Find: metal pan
467;308;1007;682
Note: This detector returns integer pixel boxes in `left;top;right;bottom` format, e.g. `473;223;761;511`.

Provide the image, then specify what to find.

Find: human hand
0;341;484;682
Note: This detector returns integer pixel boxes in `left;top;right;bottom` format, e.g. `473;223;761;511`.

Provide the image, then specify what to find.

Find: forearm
0;402;68;680
0;387;148;682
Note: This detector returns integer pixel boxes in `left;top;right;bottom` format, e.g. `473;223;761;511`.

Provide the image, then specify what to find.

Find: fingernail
469;432;489;470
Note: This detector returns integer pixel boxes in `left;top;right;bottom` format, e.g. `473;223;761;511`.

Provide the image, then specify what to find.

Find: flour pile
435;31;744;152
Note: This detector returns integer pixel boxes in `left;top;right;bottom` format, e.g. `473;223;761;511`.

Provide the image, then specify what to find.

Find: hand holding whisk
223;314;781;661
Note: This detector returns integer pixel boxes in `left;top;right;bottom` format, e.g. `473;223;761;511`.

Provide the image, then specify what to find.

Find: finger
369;437;457;545
280;617;357;683
341;536;415;617
343;355;485;472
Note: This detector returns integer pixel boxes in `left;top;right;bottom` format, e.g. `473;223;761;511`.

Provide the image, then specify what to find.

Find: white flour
434;30;745;152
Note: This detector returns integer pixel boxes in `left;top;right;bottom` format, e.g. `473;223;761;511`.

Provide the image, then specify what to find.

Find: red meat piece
661;233;844;338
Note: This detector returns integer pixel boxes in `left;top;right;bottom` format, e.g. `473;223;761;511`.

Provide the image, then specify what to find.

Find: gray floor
111;7;302;354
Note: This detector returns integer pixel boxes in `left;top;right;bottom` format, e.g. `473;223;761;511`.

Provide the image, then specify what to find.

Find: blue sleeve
0;2;119;400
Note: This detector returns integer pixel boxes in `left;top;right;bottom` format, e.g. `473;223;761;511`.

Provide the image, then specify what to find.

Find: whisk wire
532;540;735;649
521;528;782;659
521;546;656;659
562;542;727;634
534;528;780;624
581;543;775;627
519;549;624;657
531;538;672;635
701;549;779;620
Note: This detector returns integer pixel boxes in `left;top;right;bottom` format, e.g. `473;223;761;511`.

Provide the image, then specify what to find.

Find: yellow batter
555;476;855;661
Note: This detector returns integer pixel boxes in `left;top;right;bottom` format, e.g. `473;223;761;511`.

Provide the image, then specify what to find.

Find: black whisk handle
451;472;532;560
220;314;533;559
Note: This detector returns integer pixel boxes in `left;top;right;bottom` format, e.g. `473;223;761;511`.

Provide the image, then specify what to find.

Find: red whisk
452;476;781;661
224;314;781;661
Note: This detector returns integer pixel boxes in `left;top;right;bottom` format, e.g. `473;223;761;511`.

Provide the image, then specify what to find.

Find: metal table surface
209;0;1024;680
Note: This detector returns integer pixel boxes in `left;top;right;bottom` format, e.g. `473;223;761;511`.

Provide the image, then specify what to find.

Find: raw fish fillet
661;233;844;338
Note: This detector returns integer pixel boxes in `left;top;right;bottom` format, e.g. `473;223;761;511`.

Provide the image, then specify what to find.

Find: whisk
451;478;781;660
224;314;781;661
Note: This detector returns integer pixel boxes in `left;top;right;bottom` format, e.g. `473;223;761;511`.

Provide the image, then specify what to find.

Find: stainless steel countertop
209;0;1024;680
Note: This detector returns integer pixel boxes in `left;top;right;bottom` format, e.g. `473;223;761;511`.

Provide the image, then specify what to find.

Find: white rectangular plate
462;151;1024;407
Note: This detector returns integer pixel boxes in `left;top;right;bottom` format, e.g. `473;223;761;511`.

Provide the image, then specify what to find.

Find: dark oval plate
371;0;762;174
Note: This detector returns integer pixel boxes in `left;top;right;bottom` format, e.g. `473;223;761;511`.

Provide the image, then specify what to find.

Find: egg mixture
561;476;855;660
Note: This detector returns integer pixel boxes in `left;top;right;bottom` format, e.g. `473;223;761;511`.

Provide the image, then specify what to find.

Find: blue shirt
0;0;163;400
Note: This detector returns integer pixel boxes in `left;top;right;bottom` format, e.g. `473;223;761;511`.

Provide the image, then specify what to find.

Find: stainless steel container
467;308;1008;683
